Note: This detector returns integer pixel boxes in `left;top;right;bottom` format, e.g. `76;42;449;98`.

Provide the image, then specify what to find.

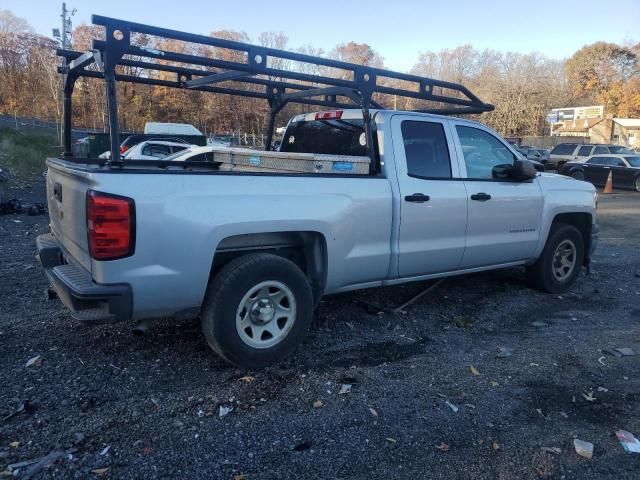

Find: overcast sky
4;0;639;71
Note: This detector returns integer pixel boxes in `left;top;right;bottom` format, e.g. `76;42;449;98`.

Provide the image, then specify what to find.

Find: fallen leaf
436;442;449;452
25;355;42;367
470;365;480;376
574;438;594;459
239;376;255;383
492;442;500;451
9;442;19;449
234;475;246;480
385;437;397;443
369;407;378;417
312;400;323;409
219;406;233;418
490;381;499;387
582;391;596;402
92;468;110;476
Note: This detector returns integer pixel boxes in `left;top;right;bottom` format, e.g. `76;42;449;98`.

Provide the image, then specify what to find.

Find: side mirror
510;158;538;181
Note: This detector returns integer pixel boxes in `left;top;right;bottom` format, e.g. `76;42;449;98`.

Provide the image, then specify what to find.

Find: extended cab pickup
39;109;598;367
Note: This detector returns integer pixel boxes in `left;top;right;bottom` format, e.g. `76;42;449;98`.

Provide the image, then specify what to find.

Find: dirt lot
1;181;639;479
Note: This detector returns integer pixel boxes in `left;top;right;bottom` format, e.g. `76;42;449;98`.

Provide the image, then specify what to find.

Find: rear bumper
36;233;132;323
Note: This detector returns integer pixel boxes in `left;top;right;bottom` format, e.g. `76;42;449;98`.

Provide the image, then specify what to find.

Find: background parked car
558;154;640;192
517;147;550;167
99;140;192;160
549;143;634;169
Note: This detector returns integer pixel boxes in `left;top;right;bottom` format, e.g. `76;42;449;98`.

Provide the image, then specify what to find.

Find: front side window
624;156;640;167
577;146;593;157
141;144;171;158
586;157;607;165
401;121;451;178
456;126;515;179
605;157;625;167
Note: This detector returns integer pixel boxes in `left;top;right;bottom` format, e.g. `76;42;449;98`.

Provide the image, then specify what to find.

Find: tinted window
577;146;593;156
551;144;577;155
281;119;367;156
605;157;625;166
170;145;188;154
593;146;608;154
610;146;634;154
141;144;171;158
456;126;515;179
586;157;607;165
401;121;451;179
624;156;640;167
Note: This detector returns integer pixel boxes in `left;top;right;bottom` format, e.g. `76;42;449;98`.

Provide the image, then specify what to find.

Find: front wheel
634;175;640;193
526;223;584;293
571;170;585;181
201;253;313;368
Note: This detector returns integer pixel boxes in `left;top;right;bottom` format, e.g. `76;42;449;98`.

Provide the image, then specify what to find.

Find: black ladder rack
57;15;494;170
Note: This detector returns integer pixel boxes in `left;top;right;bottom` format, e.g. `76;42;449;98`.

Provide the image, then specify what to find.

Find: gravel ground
1;180;639;479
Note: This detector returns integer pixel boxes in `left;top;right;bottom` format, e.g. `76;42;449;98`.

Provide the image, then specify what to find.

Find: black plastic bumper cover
36;233;132;323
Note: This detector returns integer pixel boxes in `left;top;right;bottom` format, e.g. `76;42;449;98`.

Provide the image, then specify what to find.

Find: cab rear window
281;119;368;156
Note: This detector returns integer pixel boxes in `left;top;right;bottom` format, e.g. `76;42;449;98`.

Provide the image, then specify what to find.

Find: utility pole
52;2;76;49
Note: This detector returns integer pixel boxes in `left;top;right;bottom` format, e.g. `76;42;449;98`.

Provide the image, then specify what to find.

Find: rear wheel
201;253;313;368
571;170;585;181
526;223;584;293
634;175;640;193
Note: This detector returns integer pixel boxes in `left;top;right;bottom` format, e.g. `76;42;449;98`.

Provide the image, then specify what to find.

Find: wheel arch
550;212;593;266
208;231;327;307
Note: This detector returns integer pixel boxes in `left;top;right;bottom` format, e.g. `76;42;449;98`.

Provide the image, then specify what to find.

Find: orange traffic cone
603;170;613;194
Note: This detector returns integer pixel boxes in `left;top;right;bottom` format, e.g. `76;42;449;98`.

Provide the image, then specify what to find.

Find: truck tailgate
46;158;93;272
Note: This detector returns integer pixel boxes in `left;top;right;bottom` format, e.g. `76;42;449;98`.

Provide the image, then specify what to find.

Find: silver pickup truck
38;109;598;367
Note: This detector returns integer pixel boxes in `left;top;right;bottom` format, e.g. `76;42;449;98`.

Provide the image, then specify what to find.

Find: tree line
0;8;638;143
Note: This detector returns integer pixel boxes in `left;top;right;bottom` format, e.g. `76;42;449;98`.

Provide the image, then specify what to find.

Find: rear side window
281;119;367;156
551;144;576;155
141;144;171;158
577;146;593;157
593;146;608;154
605;157;625;166
401;121;451;179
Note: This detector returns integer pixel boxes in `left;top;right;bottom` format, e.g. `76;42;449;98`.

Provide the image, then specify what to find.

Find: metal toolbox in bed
209;147;370;175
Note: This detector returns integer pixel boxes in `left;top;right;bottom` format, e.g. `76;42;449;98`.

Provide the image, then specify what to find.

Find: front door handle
404;193;430;203
470;193;491;201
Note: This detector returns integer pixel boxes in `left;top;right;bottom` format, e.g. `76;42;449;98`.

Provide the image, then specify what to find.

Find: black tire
526;223;584;293
201;253;313;368
571;170;585;181
634;175;640;193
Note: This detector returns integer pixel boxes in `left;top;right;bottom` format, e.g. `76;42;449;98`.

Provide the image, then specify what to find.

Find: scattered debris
492;441;500;451
92;467;110;476
597;386;608;392
312;400;323;409
219;406;233;418
615;347;636;356
19;450;65;480
495;347;513;358
100;446;110;456
490;381;499;387
582;391;596;402
453;315;473;328
25;355;42;367
173;419;185;428
470;365;480;376
541;447;562;455
385;437;397;443
73;432;85;445
234;474;246;480
602;348;623;357
532;321;549;328
573;438;594;459
369;407;378;417
338;384;352;395
2;400;33;422
616;430;640;454
239;376;255;383
436;442;449;452
9;441;19;449
445;400;459;413
598;356;606;366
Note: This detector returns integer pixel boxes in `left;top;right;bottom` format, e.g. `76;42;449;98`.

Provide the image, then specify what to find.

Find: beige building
554;117;640;149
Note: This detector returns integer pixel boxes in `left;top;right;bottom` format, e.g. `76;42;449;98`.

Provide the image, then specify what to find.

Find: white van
143;122;202;136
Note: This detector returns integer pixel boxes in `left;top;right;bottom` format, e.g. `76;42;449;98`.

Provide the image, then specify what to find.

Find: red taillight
120;145;129;154
86;190;135;260
315;110;343;120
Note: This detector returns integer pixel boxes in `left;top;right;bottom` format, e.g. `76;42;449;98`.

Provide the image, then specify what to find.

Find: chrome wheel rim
635;177;640;192
552;239;577;282
236;280;296;349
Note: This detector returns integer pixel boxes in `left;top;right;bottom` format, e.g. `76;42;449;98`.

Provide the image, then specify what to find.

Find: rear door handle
470;193;491;201
404;193;430;203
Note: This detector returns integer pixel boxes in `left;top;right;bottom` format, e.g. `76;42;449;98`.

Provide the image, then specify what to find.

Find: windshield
280;119;368;156
624;156;640;167
609;146;634;154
